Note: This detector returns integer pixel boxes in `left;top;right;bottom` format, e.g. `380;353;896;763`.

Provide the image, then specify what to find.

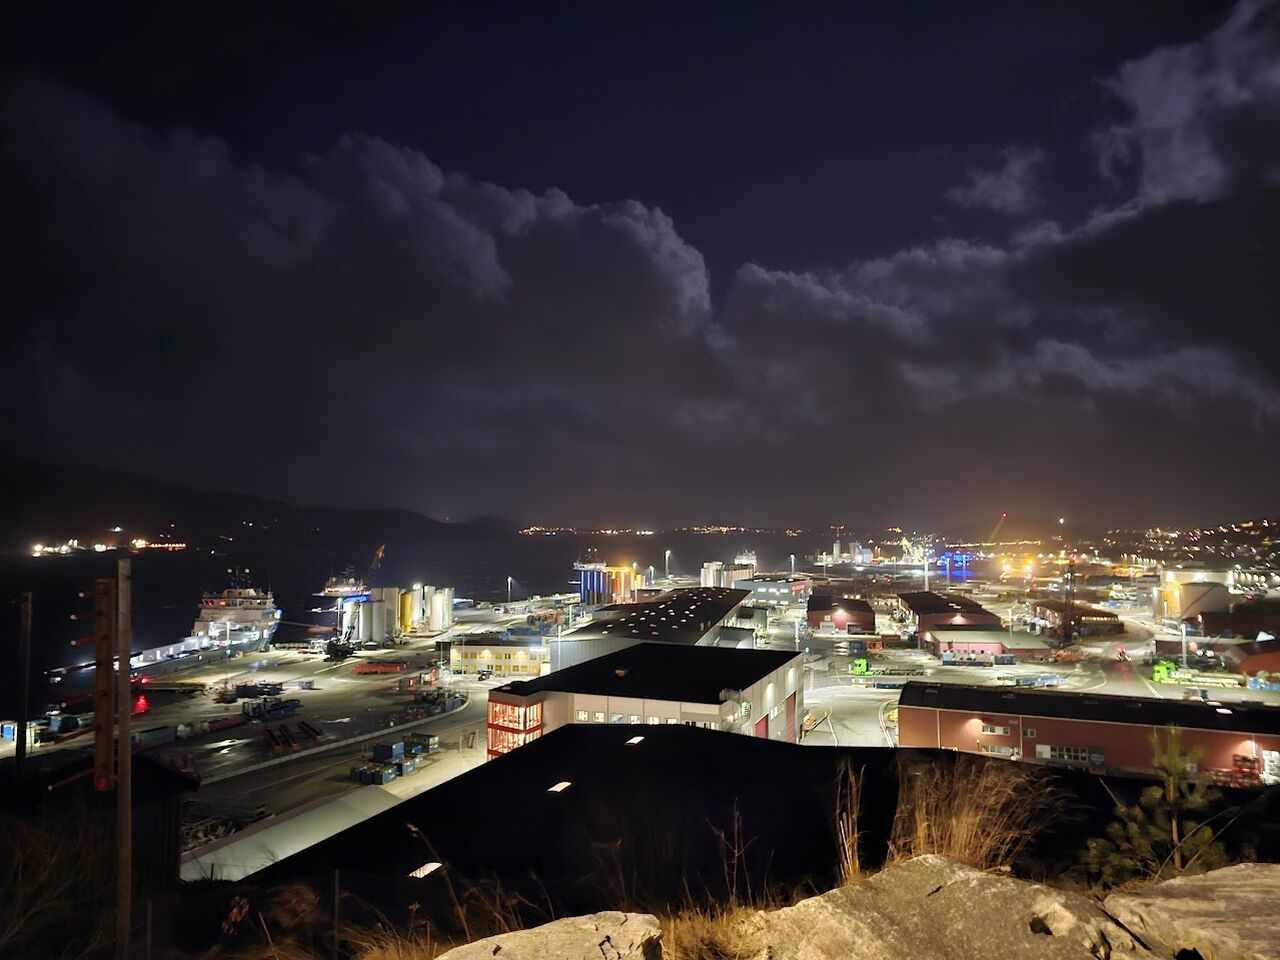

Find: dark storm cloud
4;1;1279;526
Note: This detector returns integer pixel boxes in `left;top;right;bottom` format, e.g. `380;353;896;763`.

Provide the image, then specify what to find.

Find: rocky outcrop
740;854;1151;959
1105;862;1280;960
436;911;662;960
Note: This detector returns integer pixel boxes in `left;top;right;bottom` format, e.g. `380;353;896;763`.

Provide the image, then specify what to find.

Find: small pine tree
1081;727;1229;886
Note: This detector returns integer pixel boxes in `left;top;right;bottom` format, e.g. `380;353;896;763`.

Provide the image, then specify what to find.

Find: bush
1081;728;1230;887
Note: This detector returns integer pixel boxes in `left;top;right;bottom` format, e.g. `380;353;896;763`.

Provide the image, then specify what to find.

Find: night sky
4;1;1278;529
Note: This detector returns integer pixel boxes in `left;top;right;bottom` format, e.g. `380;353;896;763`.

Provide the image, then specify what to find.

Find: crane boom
987;512;1008;544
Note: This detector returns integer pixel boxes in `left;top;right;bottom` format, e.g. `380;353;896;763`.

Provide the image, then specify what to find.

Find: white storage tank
358;601;373;642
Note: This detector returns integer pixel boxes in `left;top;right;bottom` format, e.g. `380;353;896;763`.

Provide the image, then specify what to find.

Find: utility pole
15;592;32;786
1061;556;1076;647
116;558;133;960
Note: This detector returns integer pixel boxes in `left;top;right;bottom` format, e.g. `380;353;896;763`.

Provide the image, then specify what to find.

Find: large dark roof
898;681;1280;736
494;642;799;703
570;586;750;647
808;594;873;615
896;591;991;616
255;724;901;904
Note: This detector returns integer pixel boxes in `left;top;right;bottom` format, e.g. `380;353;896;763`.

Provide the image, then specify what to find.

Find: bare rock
1104;862;1280;960
742;854;1152;959
436;911;662;960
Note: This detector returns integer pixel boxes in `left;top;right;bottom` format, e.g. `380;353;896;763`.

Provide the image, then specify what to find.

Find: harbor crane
987;511;1008;544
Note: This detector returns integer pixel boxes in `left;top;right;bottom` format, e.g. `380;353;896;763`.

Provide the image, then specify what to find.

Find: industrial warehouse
895;591;1004;644
807;594;876;633
545;586;752;670
486;642;803;756
897;681;1280;781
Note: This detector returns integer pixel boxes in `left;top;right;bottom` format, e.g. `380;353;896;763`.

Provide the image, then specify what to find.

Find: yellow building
449;637;549;677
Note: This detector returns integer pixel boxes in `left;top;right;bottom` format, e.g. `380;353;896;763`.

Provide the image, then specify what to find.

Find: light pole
664;549;671;580
647;564;654;584
1180;621;1188;669
789;553;795;575
632;562;638;601
506;575;513;606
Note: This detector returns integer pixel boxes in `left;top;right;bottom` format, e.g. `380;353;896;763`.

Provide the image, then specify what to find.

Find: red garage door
754;715;769;738
785;693;796;742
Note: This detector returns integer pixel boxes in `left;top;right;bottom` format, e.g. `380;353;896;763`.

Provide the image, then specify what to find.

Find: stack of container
371;741;406;763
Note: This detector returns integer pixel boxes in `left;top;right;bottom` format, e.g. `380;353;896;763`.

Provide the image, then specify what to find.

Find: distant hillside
937;513;1102;545
1;459;515;555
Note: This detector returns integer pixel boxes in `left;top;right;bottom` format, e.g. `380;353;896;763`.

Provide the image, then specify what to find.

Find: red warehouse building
807;594;876;633
896;591;1002;643
898;682;1280;781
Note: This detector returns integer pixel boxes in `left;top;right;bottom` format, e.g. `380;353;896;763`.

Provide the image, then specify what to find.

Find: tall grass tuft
834;760;865;886
889;755;1059;871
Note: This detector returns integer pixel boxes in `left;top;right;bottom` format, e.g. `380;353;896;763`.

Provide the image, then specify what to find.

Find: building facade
486;643;804;757
807;594;876;633
733;576;811;606
898;682;1280;781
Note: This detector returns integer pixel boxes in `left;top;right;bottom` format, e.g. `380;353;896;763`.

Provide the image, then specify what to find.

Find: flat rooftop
897;591;993;616
493;642;798;703
808;595;874;615
571;587;750;647
899;681;1280;736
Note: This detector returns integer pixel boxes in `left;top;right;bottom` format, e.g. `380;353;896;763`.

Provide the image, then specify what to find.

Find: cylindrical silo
400;591;414;632
372;598;386;642
358;601;373;642
428;590;446;631
424;586;440;632
441;587;455;628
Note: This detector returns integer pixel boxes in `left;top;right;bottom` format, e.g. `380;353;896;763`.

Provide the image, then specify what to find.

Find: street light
789;553;795;575
507;575;513;605
1180;621;1188;669
664;549;671;580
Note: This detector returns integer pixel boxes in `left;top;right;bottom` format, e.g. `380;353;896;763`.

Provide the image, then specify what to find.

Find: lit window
981;724;1010;736
646;716;660;725
664;718;678;725
626;736;644;745
1048;745;1089;763
409;861;442;878
592;712;605;723
1024;728;1036;738
629;715;641;723
575;709;589;722
547;781;571;793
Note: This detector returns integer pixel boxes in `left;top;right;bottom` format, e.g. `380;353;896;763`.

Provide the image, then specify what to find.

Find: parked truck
241;697;302;721
851;657;925;677
1152;659;1243;689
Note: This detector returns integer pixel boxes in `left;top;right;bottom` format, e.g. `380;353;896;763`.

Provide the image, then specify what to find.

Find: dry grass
662;905;764;960
0;817;114;960
889;755;1059;871
834;760;865;886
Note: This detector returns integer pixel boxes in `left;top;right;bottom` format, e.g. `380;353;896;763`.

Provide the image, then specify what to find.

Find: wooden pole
116;559;133;960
